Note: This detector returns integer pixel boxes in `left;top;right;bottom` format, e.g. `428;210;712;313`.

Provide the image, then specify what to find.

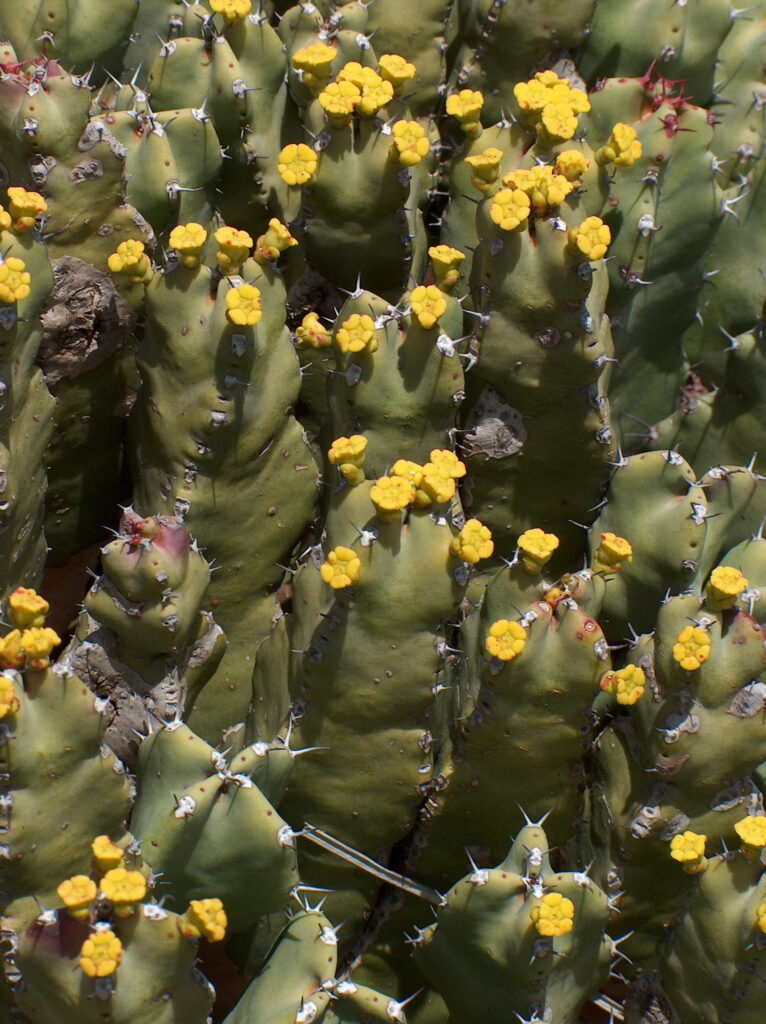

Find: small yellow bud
530;892;575;937
225;284;262;327
107;241;153;284
295;311;332;348
91;835;124;872
596;123;642;168
277;144;318;186
214;226;253;271
517;528;559;573
328;435;367;467
464;148;503;191
320;547;361;589
415;464;456;506
390;460;424;487
20;627;61;670
254;218;298;264
428;245;465;289
8;587;49;629
449;519;494;564
485;619;527;661
409;284;447;329
0;206;10;233
318;80;360;127
593;532;632;573
672;626;711;672
80;929;123;978
57;875;97;919
599;665;645;706
0;630;24;670
555;150;590;182
178;898;227;943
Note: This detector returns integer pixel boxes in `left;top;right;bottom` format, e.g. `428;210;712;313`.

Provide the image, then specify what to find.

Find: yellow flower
670;830;706;869
168;222;207;268
328;435;368;467
706;566;748;609
319;80;361;127
355;69;394;117
518;528;559;573
390;460;424;487
555;149;590;182
214;226;252;271
489;188;531;231
8;587;49;629
295;311;332;348
336;62;367;90
464;148;503;191
672;625;711;672
391;120;430;167
80;929;123;978
255;218;298;263
0;676;19;719
107;240;153;284
209;0;251;21
0;206;10;233
277;143;318;186
0;256;32;303
378;54;416;92
335;313;377;354
415;465;456;506
567;216;611;261
20;627;61;670
530;892;575;937
91;835;124;872
429;449;466;479
504;165;574;211
292;42;337;90
485;619;527;661
410;284;447;329
7;186;47;232
225;284;262;327
57;875;97;919
756;900;766;934
0;630;24;670
599;665;645;706
100;868;147;914
513;71;569;116
540;101;578;141
178;898;227;943
596;123;642;167
449;519;494;563
446;89;484;133
320;547;361;589
428;245;465;288
370;475;415;521
593;532;632;573
734;816;766;852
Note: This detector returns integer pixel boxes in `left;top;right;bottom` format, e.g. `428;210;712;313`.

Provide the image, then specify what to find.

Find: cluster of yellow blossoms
513;70;591;143
672;625;711;672
0;587;60;673
371;450;468;520
55;835;227;979
107;239;154;285
599;664;645;706
530;891;575;937
669;830;707;873
1;186;47;234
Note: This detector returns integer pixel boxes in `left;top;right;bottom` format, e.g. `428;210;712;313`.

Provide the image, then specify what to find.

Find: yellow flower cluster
335;313;378;354
319;79;361;126
592;532;632;573
734;816;766;853
57;875;97;919
328;435;368;486
168;222;207;268
371;475;416;521
295;311;332;348
320;546;361;589
214;226;252;272
567;216;611;261
669;830;706;872
337;63;394;116
409;284;447;329
387;451;466;509
672;626;711;672
0;626;61;671
391;120;430;167
179;898;228;942
107;240;153;285
225;284;262;327
599;664;645;706
277;143;318;187
530;892;575;937
517;528;559;573
0;256;31;303
377;54;416;92
449;519;494;563
80;929;123;978
428;245;465;289
488;188;531;232
0;676;19;719
503;165;575;212
446;89;484;135
254;218;298;264
705;566;748;609
485;619;527;661
555;149;590;182
7;186;47;232
596;123;642;167
0;206;10;232
513;70;590;142
291;42;337;91
8;587;49;628
209;0;251;22
100;867;147;916
464;147;503;192
92;835;124;872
